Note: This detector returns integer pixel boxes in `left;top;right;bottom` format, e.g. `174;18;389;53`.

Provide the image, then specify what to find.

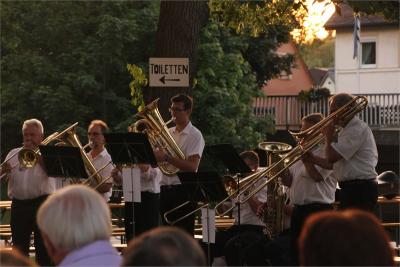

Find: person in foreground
0;249;37;266
36;185;121;267
299;209;395;266
121;226;206;266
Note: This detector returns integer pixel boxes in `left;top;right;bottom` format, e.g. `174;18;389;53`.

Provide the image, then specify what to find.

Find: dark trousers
11;195;52;266
125;192;160;242
209;224;265;265
339;179;378;212
290;203;333;265
160;185;196;235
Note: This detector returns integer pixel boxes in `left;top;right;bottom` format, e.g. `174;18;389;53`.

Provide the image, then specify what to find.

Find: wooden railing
253;93;400;130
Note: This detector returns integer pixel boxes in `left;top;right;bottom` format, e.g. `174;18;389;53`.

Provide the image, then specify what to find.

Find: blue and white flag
353;13;361;59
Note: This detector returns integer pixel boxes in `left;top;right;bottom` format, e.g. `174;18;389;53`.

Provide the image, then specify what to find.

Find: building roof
309;67;328;86
325;3;398;30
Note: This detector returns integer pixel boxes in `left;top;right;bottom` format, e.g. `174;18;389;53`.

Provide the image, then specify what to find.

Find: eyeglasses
88;132;102;136
169;107;186;112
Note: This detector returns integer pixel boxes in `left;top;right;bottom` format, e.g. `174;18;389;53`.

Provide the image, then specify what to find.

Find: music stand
201;144;251;227
177;171;228;265
202;144;251;175
104;132;157;240
104;133;157;165
39;145;88;179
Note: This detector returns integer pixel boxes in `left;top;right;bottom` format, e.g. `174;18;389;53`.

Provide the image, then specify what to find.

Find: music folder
177;171;228;203
104;133;157;165
201;143;251;175
39;145;88;179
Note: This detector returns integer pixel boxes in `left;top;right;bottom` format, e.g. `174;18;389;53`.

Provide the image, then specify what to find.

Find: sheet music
122;167;141;202
201;207;216;243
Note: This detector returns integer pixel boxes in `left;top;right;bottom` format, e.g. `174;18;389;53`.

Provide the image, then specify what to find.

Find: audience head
240;150;260;172
121;226;206;266
299;209;394;266
37;185;112;264
0;249;37;266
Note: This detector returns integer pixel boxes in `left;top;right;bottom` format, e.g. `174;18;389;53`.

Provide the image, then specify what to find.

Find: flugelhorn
130;98;185;176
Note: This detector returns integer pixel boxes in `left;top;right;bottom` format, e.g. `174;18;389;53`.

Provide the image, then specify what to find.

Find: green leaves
193;20;275;151
127;64;147;112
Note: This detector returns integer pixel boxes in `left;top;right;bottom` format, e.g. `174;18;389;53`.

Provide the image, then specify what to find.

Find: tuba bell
129;98;185;176
258;141;292;240
52;122;104;187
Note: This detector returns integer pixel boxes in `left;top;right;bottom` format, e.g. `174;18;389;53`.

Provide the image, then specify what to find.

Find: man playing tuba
153;94;205;235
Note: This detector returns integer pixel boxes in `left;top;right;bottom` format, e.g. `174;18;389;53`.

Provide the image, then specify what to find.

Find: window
361;41;376;67
279;70;292;80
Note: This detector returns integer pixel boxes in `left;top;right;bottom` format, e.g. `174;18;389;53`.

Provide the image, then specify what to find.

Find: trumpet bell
18;148;38;168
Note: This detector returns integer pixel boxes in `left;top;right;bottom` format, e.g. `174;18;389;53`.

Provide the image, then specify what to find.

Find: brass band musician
153;94;205;235
0;119;54;266
281;113;337;265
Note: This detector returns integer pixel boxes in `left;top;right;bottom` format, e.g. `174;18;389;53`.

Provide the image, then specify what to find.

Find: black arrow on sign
160;76;181;84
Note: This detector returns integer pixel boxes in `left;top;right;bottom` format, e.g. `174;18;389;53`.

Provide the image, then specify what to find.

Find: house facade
324;3;400;95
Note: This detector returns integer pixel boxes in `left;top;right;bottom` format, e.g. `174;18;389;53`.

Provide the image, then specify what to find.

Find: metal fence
253;93;400;129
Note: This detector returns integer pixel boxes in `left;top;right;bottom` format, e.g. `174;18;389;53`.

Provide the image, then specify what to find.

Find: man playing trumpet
0;118;54;266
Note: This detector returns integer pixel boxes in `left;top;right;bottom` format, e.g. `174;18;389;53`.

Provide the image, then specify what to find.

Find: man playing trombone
0;118;54;266
308;93;378;212
212;151;268;266
281;113;337;265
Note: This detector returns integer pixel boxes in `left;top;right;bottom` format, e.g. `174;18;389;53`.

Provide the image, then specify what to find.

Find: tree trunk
144;0;208;119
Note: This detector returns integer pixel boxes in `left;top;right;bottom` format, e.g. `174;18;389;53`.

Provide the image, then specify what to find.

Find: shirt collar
172;121;192;135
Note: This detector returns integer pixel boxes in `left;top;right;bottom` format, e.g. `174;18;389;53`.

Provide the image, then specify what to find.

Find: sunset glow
291;0;336;43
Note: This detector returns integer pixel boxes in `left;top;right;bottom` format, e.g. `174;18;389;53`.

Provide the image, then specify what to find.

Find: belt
339;178;376;187
12;194;49;204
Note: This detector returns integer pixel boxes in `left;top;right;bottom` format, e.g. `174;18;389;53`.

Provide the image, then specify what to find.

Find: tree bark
144;0;208;119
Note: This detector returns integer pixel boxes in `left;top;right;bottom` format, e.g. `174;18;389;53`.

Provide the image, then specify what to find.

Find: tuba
129;98;185;176
52;122;104;187
258;141;292;240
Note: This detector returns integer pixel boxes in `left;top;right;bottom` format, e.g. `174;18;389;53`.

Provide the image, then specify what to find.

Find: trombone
215;95;368;210
0;130;68;179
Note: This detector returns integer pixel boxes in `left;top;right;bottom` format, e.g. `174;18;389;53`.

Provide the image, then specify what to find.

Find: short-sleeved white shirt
87;148;114;201
232;173;268;226
5;147;56;200
289;146;337;205
331;117;378;181
160;121;205;186
141;167;161;193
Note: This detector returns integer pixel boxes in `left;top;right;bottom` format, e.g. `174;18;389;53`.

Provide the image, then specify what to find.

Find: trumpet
0;131;61;179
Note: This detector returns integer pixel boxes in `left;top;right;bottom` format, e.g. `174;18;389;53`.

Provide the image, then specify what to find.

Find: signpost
149;58;189;87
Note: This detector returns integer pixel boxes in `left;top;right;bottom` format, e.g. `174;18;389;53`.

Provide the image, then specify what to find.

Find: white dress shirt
5;147;55;200
140;167;161;193
160;121;205;186
331;117;378;181
289;146;337;205
87;148;114;201
232;172;268;226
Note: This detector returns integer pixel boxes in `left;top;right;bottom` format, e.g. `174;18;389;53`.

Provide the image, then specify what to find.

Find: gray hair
37;185;112;252
22;119;44;134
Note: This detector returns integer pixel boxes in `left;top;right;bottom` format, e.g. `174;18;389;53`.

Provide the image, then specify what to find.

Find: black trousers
208;224;265;265
11;195;53;266
339;179;378;212
160;185;196;235
125;192;160;242
290;203;333;265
